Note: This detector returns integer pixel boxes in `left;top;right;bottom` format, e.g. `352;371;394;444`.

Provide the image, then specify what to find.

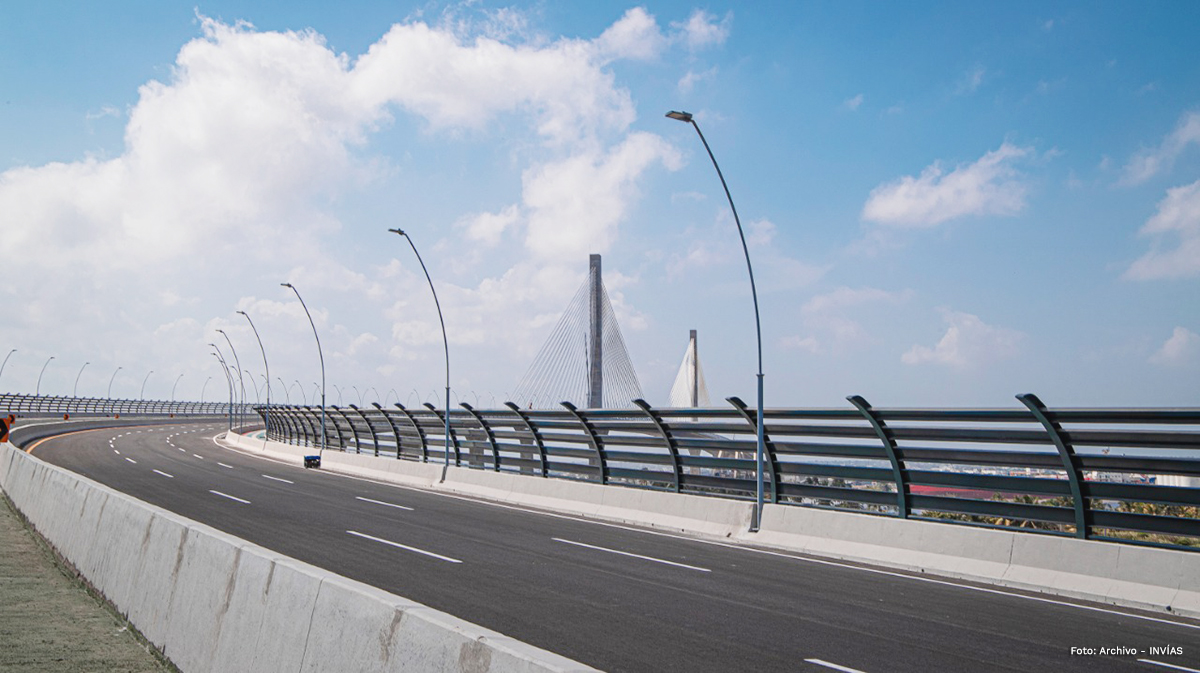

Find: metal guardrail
1;392;239;417
259;394;1200;549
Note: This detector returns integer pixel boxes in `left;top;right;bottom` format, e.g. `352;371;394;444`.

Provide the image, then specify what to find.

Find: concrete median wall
0;441;595;673
222;432;1200;619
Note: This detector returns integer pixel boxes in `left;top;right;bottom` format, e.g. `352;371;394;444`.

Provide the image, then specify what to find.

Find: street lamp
210;349;234;431
171;373;184;402
74;362;90;398
333;384;344;406
667;109;767;532
282;283;326;458
390;228;452;470
201;376;212;403
0;349;15;386
216;329;246;428
140;370;153;399
277;377;290;404
36;356;55;396
107;366;122;398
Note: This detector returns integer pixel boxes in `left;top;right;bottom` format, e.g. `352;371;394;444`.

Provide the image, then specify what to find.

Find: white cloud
955;65;986;95
522;132;682;259
678;67;717;94
594;7;667;62
0;9;716;400
1124;179;1200;280
844;93;864;111
902;311;1023;368
460;205;521;247
861;143;1032;228
670;9;732;50
1150;327;1200;366
1122;111;1200;185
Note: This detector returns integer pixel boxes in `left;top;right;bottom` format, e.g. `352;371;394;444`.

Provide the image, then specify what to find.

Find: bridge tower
668;329;709;408
512;254;643;409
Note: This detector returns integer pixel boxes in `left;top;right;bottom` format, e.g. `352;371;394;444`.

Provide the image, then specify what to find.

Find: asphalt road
21;420;1200;672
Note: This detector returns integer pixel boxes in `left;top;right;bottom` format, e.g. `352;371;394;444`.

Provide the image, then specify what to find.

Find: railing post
394;404;428;462
727;397;779;503
1018;393;1090;539
461;403;501;471
848;395;910;519
372;402;405;459
505;402;547;477
330;406;356;452
560;401;606;484
633;399;682;492
349;404;380;457
423;403;461;466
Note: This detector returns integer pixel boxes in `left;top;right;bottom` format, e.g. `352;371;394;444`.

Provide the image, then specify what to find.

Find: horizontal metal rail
0;392;239;418
256;396;1200;549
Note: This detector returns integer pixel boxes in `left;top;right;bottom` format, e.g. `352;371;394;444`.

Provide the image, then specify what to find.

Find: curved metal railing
1;392;240;417
258;394;1200;549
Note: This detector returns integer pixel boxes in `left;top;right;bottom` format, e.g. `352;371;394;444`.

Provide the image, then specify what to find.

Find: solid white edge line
1139;660;1200;672
209;490;250;504
346;530;461;563
805;658;867;673
262;474;294;484
124;457;137;464
356;496;415;511
153;469;174;479
553;537;711;572
208;434;1200;632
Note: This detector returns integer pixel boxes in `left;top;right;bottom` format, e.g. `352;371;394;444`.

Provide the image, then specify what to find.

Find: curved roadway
20;420;1200;672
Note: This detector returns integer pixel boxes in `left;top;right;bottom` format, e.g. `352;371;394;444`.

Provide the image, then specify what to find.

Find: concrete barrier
0;441;595;672
218;432;1200;619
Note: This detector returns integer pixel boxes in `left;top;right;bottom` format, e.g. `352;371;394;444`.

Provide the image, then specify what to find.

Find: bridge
2;391;1199;672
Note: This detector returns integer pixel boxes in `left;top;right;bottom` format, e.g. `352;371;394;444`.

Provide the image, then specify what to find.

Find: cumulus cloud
861;143;1032;227
522;132;681;259
1121;111;1200;185
902;311;1023;368
1124;179;1200;280
0;8;726;399
843;93;864;111
671;9;732;50
1149;327;1200;366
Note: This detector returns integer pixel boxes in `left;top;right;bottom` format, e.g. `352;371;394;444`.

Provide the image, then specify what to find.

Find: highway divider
221;431;1200;619
0;440;596;673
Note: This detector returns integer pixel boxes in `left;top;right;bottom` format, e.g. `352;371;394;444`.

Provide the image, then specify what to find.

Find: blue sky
1;1;1197;409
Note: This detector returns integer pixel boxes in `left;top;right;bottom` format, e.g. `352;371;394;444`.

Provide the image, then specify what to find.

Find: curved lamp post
391;227;452;469
667;109;767;532
140;370;153;400
277;377;290;405
107;366;122;399
1;349;16;387
73;361;89;398
36;356;55;396
332;384;344;407
210;349;234;430
201;376;212;403
282;283;326;457
216;329;245;429
171;373;184;402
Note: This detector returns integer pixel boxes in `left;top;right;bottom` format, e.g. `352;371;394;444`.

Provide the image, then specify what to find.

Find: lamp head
237;310;247;316
666;110;693;123
388;228;406;236
281;282;293;288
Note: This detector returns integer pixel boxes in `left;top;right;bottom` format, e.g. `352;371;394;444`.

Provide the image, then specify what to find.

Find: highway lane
23;421;1200;673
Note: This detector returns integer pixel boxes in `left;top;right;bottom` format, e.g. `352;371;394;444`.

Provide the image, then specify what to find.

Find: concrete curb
0;441;597;673
219;432;1200;619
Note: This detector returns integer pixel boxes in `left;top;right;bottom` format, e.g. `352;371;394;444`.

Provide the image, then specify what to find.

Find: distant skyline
1;1;1198;408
